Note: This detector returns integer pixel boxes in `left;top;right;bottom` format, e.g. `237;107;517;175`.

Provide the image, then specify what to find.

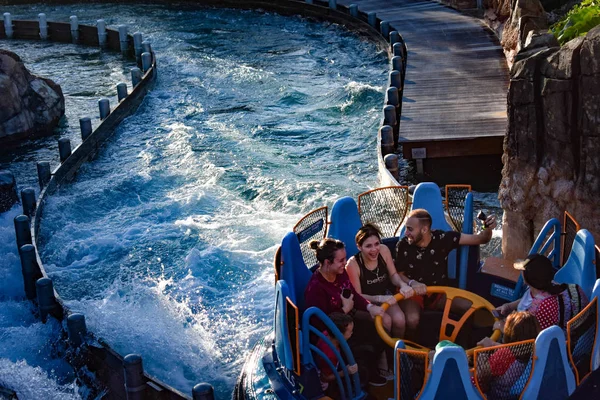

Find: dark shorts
410;293;444;310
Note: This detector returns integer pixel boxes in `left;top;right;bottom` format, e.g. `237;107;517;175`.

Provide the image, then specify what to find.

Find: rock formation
499;25;600;260
0;170;18;213
0;49;65;143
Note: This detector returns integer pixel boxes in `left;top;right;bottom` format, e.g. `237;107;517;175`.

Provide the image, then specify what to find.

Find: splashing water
0;3;502;398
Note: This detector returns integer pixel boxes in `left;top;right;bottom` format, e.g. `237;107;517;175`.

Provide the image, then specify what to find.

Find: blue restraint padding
274;280;294;372
280;231;312;311
591;279;600;371
554;229;597;300
521;326;576;399
418;347;483;400
328;197;362;257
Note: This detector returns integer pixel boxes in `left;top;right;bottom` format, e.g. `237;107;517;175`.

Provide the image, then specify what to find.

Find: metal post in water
384;104;398;142
3;13;13;38
368;12;377;29
393;42;404;59
58;138;72;163
329;0;337;10
79;117;92;141
380;21;390;39
117;83;128;102
389;70;401;90
118;25;129;55
141;52;151;73
380;125;394;156
19;244;39;300
67;313;88;347
384;154;399;181
14;215;32;249
36;277;57;323
70;15;79;43
390;31;400;46
131;67;142;87
142;40;152;54
387;87;400;108
391;56;403;73
21;188;36;217
133;32;143;60
349;4;358;18
124;354;146;400
98;98;110;120
305;0;314;4
192;383;215;400
387;87;400;122
37;162;51;190
383;105;396;128
97;19;107;48
38;13;48;40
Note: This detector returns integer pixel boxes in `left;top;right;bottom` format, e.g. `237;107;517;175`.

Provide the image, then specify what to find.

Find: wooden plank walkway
339;0;508;162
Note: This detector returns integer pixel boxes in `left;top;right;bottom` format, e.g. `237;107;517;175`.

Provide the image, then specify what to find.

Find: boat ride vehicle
235;182;600;400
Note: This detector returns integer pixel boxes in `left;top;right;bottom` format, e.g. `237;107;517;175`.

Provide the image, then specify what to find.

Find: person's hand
384;295;397;306
493;319;505;332
411;281;427;296
367;304;385;318
399;285;415;299
347;364;358;375
341;293;354;314
477;337;498;348
484;215;497;230
498;303;512;316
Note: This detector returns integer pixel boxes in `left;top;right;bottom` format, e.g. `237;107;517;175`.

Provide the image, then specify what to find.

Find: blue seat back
418;346;484;400
280;231;313;311
591;279;600;371
554;229;597;299
521;326;576;399
328;197;362;257
399;182;461;283
274;280;297;373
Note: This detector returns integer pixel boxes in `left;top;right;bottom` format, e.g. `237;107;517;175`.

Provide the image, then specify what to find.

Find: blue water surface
1;3;388;398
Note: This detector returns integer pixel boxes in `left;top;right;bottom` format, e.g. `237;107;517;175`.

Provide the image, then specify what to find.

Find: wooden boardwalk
340;0;508;186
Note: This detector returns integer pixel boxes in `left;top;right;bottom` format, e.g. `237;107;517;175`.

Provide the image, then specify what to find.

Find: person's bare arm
380;245;415;299
459;215;497;246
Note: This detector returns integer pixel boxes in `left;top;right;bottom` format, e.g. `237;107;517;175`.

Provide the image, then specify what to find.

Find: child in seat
316;312;359;397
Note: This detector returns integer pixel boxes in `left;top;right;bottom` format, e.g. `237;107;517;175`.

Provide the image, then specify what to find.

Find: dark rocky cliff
0;49;65;144
499;25;600;259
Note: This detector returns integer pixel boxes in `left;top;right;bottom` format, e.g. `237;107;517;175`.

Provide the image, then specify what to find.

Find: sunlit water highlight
0;3;500;398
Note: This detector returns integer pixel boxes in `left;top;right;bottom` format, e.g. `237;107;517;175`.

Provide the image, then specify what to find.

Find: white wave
0;359;81;400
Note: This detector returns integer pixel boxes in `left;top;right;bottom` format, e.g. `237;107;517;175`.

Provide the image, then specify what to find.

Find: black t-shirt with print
395;230;461;286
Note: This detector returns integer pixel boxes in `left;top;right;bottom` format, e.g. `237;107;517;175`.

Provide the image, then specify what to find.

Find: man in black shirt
395;208;497;332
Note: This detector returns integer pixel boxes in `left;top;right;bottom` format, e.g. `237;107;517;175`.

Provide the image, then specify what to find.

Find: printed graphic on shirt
395;230;461;286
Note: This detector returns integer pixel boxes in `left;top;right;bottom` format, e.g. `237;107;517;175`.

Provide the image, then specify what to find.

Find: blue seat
418;346;484;400
280;231;313;311
554;229;597;299
591;279;600;371
521;326;576;400
274;280;297;372
328;197;362;257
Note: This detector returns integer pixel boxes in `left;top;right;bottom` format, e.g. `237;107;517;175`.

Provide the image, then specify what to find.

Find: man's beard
409;231;423;246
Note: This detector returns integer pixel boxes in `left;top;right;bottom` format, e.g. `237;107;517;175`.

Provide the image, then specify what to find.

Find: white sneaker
379;369;395;381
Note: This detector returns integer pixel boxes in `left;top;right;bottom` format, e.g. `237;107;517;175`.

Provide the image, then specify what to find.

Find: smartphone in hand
491;309;502;319
342;288;352;299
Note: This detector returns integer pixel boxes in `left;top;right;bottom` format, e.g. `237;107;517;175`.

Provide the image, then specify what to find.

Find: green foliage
550;0;600;44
